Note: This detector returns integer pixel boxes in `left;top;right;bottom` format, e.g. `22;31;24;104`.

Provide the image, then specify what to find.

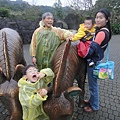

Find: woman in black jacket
83;8;112;112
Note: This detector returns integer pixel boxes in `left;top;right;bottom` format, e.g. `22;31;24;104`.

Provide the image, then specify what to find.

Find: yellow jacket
72;23;96;41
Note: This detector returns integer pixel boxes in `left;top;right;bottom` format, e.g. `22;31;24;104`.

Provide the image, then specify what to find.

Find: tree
65;0;97;22
66;0;95;14
94;0;120;23
53;0;64;19
66;0;120;24
21;6;42;20
0;7;10;17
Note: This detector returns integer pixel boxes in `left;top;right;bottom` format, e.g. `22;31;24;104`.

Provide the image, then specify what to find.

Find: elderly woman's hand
32;56;37;66
66;36;72;42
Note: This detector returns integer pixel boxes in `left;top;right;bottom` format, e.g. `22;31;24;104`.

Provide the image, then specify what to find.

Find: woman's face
42;15;53;28
95;12;108;28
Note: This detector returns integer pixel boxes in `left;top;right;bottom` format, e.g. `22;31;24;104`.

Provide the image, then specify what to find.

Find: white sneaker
89;61;94;66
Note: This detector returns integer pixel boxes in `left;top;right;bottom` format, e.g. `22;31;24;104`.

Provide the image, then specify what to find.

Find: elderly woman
30;12;73;71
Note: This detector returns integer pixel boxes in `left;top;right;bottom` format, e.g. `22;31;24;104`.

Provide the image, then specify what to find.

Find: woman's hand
66;36;72;42
32;56;37;65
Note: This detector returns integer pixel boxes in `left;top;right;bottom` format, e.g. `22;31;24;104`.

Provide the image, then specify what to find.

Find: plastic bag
93;61;114;80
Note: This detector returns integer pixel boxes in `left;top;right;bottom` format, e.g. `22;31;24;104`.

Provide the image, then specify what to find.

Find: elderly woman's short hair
42;12;53;19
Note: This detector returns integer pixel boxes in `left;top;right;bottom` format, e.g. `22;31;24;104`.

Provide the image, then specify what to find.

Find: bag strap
101;28;110;62
106;43;109;62
92;27;110;62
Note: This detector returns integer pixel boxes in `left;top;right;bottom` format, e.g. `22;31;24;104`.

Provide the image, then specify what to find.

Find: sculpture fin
64;86;82;100
13;64;24;82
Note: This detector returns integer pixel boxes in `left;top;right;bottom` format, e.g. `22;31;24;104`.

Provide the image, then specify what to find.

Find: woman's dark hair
22;65;36;75
95;8;112;39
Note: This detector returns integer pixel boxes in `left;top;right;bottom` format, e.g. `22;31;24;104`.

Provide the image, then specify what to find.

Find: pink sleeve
94;31;105;45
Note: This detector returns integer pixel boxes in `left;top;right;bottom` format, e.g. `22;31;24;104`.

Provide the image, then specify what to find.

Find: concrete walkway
0;35;120;120
72;35;120;120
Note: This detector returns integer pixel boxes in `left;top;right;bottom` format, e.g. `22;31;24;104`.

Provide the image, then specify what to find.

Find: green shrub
111;23;120;35
0;7;10;18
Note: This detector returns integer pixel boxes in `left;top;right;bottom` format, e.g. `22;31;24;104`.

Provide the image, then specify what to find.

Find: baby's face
84;20;93;30
26;67;38;83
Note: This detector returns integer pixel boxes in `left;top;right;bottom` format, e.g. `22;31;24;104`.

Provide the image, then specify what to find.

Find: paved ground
0;35;120;120
72;35;120;120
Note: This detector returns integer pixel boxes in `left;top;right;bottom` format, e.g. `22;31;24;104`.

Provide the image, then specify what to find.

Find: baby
72;17;96;66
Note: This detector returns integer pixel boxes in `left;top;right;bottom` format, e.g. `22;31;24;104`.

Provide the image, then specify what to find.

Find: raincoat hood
79;23;96;33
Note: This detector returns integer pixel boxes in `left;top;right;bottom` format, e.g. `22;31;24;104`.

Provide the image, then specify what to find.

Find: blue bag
93;61;114;80
93;43;114;80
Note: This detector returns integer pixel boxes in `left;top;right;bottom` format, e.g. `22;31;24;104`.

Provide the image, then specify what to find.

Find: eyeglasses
26;69;38;73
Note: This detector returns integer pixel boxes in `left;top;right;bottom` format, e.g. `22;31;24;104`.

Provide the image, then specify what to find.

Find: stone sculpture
0;28;86;120
0;28;26;120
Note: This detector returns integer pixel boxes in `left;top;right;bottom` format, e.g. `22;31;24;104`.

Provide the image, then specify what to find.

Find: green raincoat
18;68;54;120
30;26;73;71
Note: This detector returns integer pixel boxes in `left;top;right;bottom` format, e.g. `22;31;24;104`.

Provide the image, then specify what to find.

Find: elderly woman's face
95;12;108;28
42;15;53;28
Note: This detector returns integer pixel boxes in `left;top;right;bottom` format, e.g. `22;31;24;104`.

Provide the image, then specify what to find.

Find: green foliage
0;7;10;17
111;23;120;35
94;0;120;23
20;6;42;20
53;0;64;19
0;0;119;31
95;0;120;10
